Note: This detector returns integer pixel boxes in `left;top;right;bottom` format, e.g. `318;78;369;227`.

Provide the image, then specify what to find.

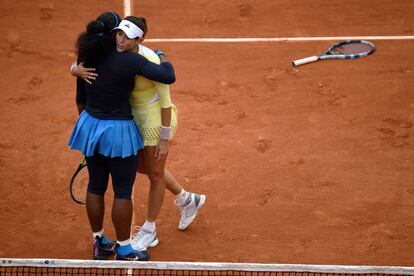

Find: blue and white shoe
131;226;159;251
92;236;116;260
115;244;149;261
176;193;206;230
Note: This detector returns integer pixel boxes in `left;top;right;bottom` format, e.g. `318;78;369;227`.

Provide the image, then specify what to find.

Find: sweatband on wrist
70;63;77;74
160;125;171;140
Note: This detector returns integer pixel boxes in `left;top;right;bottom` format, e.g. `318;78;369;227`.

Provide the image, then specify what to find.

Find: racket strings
330;43;374;55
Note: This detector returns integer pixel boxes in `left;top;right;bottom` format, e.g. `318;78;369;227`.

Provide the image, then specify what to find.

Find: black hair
75;12;122;66
123;16;148;35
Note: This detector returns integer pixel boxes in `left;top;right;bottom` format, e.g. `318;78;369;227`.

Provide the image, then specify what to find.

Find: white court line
121;0;412;42
123;0;132;17
146;36;414;43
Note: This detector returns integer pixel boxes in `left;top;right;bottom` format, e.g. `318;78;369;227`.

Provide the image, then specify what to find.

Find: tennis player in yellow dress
71;16;206;251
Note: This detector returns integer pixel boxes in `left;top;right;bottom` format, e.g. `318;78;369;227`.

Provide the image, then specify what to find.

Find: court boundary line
146;36;414;43
123;0;132;17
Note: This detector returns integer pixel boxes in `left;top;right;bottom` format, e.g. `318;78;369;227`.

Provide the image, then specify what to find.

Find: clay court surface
0;0;413;267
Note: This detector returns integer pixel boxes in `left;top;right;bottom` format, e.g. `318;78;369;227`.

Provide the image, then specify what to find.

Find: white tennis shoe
176;193;206;230
131;226;159;251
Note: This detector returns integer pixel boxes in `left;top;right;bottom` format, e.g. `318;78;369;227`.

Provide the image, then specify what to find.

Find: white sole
148;238;159;248
132;237;159;251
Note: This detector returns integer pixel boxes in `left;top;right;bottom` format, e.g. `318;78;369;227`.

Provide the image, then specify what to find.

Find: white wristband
70;63;78;74
160;125;171;140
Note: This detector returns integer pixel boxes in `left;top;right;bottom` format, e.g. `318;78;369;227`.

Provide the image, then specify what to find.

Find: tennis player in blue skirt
72;16;207;252
68;12;175;261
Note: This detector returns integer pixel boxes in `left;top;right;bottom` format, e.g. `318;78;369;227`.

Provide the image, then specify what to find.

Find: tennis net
1;258;413;276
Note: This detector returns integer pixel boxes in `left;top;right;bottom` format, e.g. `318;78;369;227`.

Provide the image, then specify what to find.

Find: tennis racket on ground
292;40;375;66
69;155;88;205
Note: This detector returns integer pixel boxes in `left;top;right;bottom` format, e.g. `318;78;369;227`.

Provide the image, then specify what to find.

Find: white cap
114;20;144;39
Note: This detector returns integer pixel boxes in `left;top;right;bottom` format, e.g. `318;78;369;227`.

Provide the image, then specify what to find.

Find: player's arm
154;82;172;161
136;50;176;84
156;83;172;129
153;49;174;160
157;51;169;64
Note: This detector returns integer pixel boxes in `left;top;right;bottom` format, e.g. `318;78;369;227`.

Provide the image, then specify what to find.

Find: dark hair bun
86;20;105;35
96;12;121;32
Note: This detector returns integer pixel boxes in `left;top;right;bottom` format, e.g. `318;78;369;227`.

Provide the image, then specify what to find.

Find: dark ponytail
75;12;121;66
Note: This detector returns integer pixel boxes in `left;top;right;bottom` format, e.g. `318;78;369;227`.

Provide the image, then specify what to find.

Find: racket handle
292;56;319;66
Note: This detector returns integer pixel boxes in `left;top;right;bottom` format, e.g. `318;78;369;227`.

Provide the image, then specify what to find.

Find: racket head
326;40;375;58
69;156;88;205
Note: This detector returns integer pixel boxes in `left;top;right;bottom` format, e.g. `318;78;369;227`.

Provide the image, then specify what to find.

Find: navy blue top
76;50;175;120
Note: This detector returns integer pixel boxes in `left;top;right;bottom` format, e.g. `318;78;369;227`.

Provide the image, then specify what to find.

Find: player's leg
146;148;167;222
136;150;148;174
136;150;206;231
132;145;166;250
137;157;181;195
110;154;148;261
163;168;206;230
164;168;182;194
85;154;115;260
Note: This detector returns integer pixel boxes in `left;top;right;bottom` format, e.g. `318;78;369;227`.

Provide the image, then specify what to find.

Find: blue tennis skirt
68;111;144;158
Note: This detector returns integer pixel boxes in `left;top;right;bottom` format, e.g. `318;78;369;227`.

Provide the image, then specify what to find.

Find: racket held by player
69;155;88;205
292;40;375;66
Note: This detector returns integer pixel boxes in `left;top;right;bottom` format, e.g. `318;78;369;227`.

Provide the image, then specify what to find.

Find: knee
87;181;107;196
147;170;164;184
114;193;132;200
114;187;132;199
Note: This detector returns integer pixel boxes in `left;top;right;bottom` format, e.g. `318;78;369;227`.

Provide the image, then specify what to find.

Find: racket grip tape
292;56;319;66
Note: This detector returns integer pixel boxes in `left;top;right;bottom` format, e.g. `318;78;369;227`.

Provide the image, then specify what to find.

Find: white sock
117;239;130;246
143;220;156;232
93;229;104;239
176;189;190;205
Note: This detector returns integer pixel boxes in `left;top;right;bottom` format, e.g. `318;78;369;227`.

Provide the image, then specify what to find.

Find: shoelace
174;193;193;207
131;226;146;241
132;226;156;241
176;198;197;218
173;199;182;208
174;199;187;212
174;199;188;212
